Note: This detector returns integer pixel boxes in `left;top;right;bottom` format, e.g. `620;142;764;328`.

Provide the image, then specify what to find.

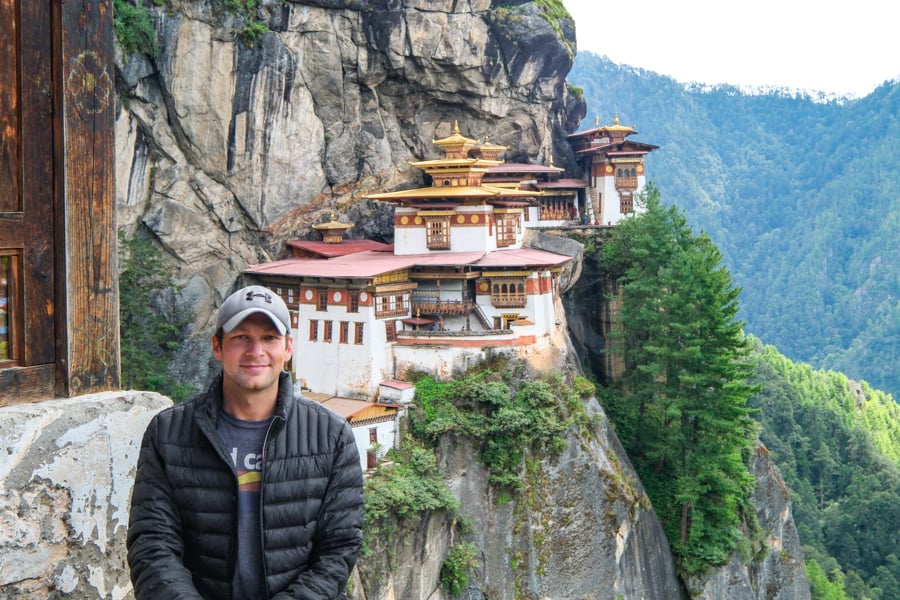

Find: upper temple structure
244;119;656;401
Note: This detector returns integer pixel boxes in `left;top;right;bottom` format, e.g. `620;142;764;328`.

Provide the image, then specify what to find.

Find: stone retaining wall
0;391;170;599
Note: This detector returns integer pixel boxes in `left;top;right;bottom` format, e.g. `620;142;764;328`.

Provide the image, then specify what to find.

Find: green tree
118;231;193;401
600;185;759;573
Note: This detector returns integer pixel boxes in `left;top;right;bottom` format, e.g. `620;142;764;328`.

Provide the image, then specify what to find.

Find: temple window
308;319;319;342
615;164;639;191
316;290;328;311
375;294;408;318
354;322;365;345
273;285;299;311
425;216;451;250
339;321;349;344
490;278;527;308
348;292;360;313
496;216;517;247
385;319;397;342
323;320;333;343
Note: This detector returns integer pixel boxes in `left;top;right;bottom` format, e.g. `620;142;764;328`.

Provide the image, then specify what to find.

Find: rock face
115;0;585;389
0;392;170;599
684;445;811;600
354;401;684;600
445;403;684;599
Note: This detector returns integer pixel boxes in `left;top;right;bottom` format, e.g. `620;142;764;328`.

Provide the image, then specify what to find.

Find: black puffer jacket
127;372;364;600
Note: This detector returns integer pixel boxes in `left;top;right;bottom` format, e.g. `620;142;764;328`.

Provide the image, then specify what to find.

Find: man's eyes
230;334;280;342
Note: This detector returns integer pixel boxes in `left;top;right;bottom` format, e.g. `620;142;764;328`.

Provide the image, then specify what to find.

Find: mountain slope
567;52;900;400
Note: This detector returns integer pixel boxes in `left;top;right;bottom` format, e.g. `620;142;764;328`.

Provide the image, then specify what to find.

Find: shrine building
245;123;573;399
568;115;658;225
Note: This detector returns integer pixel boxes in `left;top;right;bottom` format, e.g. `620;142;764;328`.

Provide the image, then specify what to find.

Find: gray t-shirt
217;411;272;600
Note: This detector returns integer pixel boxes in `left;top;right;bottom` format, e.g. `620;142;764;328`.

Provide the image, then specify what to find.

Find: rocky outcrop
0;392;170;599
115;0;585;389
353;402;684;600
684;445;811;600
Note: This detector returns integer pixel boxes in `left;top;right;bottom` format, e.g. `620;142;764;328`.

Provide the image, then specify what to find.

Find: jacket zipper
259;414;284;599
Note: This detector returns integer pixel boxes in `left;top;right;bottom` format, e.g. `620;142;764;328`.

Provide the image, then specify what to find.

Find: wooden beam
59;0;119;394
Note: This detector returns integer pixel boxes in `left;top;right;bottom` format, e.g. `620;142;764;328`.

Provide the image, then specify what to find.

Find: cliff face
683;446;810;600
115;0;584;384
354;405;684;600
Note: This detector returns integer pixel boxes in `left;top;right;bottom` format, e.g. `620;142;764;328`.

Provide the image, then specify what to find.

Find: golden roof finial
452;120;460;135
614;113;620;125
595;115;599;127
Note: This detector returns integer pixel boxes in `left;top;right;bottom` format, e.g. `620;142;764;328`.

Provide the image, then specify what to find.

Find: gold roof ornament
433;120;480;160
313;212;353;244
606;113;634;132
475;134;508;161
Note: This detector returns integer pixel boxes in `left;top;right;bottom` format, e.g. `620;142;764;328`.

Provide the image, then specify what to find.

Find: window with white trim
425;216;450;250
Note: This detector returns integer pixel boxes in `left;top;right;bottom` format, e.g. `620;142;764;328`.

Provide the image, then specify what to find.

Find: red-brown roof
486;163;564;174
475;247;571;268
536;178;587;189
287;239;393;258
574;140;659;157
246;250;488;279
246;246;571;279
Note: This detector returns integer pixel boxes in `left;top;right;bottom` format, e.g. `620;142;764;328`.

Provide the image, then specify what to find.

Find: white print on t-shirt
230;447;262;471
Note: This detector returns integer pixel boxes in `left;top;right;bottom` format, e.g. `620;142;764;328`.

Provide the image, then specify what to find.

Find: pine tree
600;185;759;573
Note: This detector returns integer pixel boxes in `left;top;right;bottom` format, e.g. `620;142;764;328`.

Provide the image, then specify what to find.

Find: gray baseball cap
215;285;291;336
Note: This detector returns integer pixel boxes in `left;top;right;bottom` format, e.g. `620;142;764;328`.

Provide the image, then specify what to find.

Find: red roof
246;246;570;279
486;163;564;174
575;140;658;157
475;247;571;268
536;178;587;189
246;250;486;279
287;239;393;258
380;380;415;390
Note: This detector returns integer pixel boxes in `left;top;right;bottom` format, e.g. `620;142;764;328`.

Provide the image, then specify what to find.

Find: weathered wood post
59;0;119;395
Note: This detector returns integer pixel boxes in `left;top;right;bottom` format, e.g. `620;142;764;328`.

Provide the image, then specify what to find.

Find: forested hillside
568;52;900;401
576;187;900;598
749;340;900;599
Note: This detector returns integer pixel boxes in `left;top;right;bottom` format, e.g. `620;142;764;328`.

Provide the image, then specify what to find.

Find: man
127;285;364;600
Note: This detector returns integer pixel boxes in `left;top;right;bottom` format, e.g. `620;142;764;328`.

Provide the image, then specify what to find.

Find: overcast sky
563;0;899;98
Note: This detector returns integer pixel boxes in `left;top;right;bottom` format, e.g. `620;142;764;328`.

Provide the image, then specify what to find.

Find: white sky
563;0;900;98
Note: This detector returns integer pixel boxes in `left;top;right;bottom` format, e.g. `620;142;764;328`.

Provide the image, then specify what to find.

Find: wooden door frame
0;0;119;405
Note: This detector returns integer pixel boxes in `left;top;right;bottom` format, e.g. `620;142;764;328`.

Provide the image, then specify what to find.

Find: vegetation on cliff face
118;231;193;401
362;441;460;547
114;0;269;55
361;356;593;594
409;355;590;491
597;186;761;575
114;0;163;57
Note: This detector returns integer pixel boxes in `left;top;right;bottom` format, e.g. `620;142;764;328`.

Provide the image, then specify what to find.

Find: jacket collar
200;371;293;424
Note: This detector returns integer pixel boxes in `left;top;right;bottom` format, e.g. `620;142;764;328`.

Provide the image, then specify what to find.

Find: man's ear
284;335;294;363
211;333;223;361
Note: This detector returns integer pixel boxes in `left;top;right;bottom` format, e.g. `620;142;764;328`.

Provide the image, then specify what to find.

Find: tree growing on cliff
599;185;760;574
118;230;193;401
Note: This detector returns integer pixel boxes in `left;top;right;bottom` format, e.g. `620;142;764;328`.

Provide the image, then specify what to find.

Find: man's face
212;313;293;397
